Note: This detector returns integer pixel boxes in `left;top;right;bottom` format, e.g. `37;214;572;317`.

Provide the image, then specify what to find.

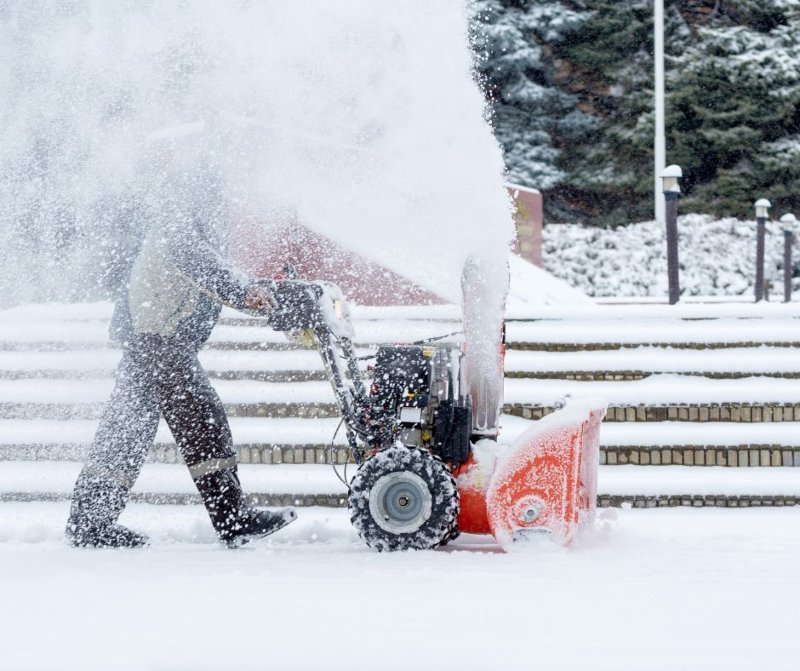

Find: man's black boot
194;465;297;547
66;475;148;548
225;506;298;548
66;522;149;548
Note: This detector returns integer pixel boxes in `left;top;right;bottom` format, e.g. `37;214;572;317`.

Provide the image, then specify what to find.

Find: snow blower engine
259;275;606;552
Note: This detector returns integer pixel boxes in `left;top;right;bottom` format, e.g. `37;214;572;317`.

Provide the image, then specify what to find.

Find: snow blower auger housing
259;277;605;552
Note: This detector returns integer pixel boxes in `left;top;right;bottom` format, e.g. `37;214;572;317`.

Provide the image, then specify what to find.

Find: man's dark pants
69;334;237;531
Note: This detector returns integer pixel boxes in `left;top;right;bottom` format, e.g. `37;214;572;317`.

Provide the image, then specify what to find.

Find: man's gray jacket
110;169;253;349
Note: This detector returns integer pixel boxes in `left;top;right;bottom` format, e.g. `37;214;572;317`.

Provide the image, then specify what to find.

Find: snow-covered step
505;347;800;379
505;301;800;322
0;316;461;351
504;374;800;408
0;417;347;448
0;378;341;420
7;374;800;409
9;299;800;324
505;319;800;351
0;301;464;322
0;349;336;381
5;416;800;467
0;462;348;497
7;414;800;448
7;302;800;353
599;465;800;497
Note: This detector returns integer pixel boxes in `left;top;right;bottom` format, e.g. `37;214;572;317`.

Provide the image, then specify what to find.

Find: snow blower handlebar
254;279;371;460
253;278;471;468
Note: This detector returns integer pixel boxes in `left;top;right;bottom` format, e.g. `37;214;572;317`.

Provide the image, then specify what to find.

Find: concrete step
3;462;798;507
10;400;800;423
6;375;800;420
0;415;800;466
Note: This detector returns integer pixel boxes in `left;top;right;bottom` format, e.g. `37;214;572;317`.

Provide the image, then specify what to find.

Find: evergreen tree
473;0;800;224
555;0;686;223
670;0;800;217
471;0;595;200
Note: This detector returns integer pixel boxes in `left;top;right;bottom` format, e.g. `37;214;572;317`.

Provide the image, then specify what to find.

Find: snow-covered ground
3;299;800;670
2;503;798;671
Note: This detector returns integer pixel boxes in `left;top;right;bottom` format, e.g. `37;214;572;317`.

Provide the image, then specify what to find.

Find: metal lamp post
654;0;666;224
754;198;771;302
780;213;797;303
661;164;682;304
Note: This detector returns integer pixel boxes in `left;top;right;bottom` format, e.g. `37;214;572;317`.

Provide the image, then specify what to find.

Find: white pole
654;0;666;224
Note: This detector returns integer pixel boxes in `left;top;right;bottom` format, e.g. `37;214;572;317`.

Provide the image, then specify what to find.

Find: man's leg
155;343;295;546
67;338;160;547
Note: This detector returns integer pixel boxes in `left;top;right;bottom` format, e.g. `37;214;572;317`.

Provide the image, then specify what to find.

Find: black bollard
754;199;771;303
780;213;797;303
660;165;683;305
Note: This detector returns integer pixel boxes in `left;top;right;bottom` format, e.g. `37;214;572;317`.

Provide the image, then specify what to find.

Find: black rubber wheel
348;446;459;552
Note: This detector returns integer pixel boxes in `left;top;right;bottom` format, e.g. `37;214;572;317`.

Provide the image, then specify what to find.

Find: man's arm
168;214;275;312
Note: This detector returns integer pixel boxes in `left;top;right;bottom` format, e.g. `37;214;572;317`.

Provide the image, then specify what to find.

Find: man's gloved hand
285;328;317;349
244;283;278;315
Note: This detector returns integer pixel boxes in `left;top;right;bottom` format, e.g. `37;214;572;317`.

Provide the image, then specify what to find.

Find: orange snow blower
259;270;605;552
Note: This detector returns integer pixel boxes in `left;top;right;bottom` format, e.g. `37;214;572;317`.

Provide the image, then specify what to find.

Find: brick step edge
2;491;798;509
3;444;800;467
598;495;800;509
0;369;328;382
3;369;800;383
3;370;799;384
506;371;800;381
0;443;353;465
0;491;348;506
602;446;800;467
9;401;800;422
511;403;800;423
506;341;800;352
0;402;342;420
5;340;800;354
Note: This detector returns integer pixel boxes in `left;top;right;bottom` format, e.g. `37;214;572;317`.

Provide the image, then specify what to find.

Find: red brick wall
231;220;446;305
507;184;543;267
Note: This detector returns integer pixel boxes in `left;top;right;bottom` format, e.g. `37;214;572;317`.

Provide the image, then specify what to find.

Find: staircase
2;300;799;509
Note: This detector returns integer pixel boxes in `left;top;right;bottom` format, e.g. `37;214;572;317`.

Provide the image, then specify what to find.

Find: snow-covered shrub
543;214;796;297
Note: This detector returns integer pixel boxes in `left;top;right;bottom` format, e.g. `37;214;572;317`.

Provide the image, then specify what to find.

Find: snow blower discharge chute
259;276;606;552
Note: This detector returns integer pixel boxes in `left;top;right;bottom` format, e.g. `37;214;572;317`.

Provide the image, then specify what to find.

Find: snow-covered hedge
542;214;796;297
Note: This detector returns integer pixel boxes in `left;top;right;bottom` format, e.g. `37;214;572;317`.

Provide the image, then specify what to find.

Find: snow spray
0;1;513;317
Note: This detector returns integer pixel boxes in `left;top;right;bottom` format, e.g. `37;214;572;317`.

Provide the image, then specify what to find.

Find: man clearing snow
66;160;296;548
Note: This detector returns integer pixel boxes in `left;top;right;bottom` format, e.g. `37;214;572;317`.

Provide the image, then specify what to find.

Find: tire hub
368;471;432;534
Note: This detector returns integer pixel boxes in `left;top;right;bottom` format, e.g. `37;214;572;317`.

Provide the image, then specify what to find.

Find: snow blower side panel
485;399;606;549
456;399;606;547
